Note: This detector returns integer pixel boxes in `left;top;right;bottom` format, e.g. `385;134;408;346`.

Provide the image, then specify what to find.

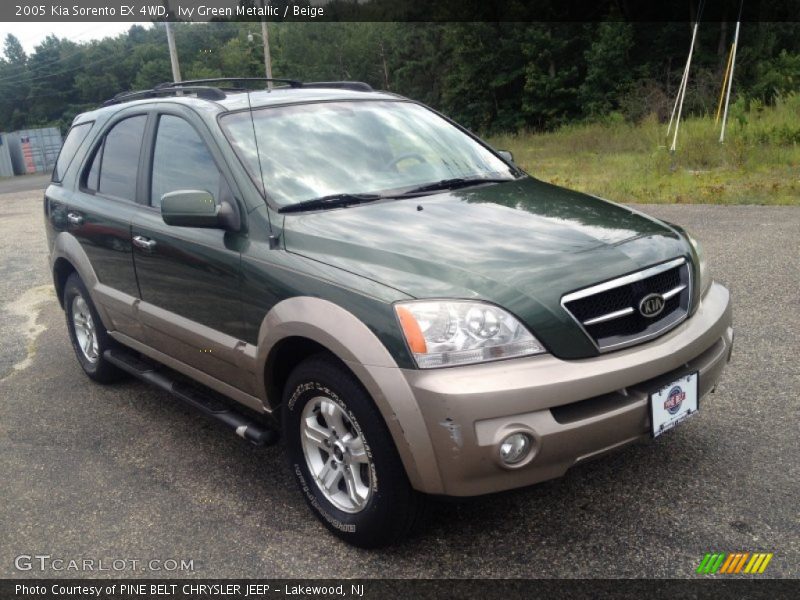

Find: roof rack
154;77;303;89
156;78;373;92
102;86;227;106
101;79;375;107
302;81;374;92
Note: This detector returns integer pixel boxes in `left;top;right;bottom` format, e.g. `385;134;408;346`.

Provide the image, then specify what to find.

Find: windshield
220;100;516;207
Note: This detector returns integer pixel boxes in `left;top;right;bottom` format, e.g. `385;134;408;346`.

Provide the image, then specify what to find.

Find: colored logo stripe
744;553;773;574
720;553;749;573
697;552;773;574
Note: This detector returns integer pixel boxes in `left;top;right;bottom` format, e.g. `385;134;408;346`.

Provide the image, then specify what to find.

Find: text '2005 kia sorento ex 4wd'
45;78;733;547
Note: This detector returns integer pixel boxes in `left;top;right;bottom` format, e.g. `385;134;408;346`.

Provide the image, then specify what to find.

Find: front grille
562;258;692;352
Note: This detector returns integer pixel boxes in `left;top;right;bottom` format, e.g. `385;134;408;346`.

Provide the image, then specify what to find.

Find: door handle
66;212;83;226
132;235;157;252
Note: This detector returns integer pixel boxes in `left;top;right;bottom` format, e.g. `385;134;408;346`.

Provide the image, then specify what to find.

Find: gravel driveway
1;187;797;578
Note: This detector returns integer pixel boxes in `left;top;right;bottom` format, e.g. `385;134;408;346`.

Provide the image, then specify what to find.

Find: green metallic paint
45;93;700;370
281;177;695;359
131;208;248;340
239;206;416;368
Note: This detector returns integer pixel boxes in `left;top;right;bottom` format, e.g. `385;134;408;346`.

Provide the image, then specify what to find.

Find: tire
283;353;427;547
63;273;126;384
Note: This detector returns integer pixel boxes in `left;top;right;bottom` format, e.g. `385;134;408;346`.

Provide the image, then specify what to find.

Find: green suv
45;79;733;547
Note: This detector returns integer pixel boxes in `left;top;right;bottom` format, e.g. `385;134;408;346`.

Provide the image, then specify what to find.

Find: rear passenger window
52;122;93;182
85;115;146;201
151;115;221;208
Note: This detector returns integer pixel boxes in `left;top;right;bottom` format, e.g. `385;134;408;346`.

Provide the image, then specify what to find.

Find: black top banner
4;0;800;22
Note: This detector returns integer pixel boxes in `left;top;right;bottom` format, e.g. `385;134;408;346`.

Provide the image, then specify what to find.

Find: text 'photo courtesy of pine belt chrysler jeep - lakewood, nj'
44;78;734;548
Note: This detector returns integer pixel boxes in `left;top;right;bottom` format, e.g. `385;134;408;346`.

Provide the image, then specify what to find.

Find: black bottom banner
2;579;798;600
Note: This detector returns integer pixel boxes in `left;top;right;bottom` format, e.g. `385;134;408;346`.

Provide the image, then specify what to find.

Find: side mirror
161;190;223;228
497;150;514;164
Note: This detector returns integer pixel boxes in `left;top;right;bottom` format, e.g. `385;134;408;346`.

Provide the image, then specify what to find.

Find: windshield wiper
278;193;383;214
278;177;515;213
395;177;514;196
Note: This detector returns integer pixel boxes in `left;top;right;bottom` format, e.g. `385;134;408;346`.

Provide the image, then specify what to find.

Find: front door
131;110;248;390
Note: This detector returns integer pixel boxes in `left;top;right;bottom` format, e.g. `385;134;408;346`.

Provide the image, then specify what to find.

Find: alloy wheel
71;295;99;363
300;396;373;513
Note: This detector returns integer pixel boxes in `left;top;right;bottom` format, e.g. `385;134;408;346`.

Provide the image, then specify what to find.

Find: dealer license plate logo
650;372;698;437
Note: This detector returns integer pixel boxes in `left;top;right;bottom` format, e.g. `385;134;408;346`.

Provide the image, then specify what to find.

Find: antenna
244;88;275;240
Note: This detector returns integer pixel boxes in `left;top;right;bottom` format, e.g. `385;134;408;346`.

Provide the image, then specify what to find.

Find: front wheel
282;354;427;547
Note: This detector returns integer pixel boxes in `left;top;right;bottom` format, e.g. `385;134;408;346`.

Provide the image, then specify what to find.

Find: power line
0;24;145;85
3;24;99;49
0;52;123;86
0;53;90;85
0;45;119;84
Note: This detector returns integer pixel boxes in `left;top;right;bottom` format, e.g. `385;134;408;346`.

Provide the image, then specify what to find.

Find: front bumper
400;282;733;497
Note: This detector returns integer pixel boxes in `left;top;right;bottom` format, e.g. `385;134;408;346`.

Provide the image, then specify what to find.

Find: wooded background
1;21;798;134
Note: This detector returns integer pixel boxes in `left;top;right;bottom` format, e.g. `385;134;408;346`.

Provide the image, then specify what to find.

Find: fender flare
51;232;114;327
255;296;444;494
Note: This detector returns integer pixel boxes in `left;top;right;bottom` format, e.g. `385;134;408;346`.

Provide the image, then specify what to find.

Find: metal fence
0;133;15;177
6;127;63;175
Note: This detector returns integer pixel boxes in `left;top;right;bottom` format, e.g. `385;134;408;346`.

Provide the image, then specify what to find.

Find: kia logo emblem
639;293;665;318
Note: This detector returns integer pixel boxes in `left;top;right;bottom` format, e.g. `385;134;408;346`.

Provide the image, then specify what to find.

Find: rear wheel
63;273;125;383
283;354;427;547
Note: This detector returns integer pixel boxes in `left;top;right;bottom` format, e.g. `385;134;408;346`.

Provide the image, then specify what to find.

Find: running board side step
104;348;279;446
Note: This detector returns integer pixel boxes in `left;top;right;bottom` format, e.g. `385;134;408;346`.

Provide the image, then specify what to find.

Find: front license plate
650;372;699;438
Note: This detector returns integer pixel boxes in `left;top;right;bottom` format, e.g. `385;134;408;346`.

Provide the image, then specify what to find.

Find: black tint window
151;115;220;208
53;122;92;182
98;115;146;201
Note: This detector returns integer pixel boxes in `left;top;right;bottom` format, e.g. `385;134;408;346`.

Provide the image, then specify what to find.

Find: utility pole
261;0;273;89
163;1;181;83
668;20;699;152
165;22;182;83
247;1;274;89
719;17;741;143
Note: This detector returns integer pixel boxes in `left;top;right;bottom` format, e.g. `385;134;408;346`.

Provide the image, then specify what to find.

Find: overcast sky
0;22;152;55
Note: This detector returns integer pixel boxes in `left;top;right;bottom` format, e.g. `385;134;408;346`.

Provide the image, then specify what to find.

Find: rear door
130;105;250;391
52;110;150;339
45;120;94;251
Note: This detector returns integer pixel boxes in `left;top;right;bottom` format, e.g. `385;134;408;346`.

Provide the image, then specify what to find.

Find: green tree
0;20;797;134
520;23;585;128
0;34;30;129
579;21;635;116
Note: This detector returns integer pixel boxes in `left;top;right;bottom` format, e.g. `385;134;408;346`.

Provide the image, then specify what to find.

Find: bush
487;93;800;206
619;79;671;123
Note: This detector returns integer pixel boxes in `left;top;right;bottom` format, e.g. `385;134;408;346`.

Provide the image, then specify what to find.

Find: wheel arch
256;297;444;494
50;232;111;326
263;335;331;413
52;256;77;308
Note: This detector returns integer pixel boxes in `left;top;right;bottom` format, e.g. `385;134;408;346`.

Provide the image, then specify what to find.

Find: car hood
282;177;692;358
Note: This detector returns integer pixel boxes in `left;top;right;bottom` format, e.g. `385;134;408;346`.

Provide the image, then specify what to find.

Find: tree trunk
379;40;390;90
666;56;672;95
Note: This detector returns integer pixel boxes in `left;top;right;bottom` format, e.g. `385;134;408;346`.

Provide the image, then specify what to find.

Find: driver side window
151;115;221;208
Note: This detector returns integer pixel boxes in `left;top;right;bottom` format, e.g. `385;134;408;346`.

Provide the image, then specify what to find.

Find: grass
488;94;800;205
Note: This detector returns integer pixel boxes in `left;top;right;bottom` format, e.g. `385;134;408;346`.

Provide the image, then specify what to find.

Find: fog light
499;433;532;465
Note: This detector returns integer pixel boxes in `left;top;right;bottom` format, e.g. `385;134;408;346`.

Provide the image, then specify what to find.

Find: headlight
395;300;546;368
686;233;711;297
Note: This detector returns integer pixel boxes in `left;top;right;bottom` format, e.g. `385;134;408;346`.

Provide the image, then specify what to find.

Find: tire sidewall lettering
293;464;356;533
288;379;380;530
